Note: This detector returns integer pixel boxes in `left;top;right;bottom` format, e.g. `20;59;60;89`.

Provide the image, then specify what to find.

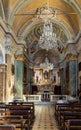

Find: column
30;66;34;94
14;54;24;98
68;54;78;97
27;64;33;94
27;65;31;94
0;65;7;101
65;62;69;94
59;68;65;94
5;34;12;101
5;53;12;100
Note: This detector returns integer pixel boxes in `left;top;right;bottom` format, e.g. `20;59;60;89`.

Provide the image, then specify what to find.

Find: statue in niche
36;76;39;82
53;76;56;83
57;45;64;53
44;71;48;79
30;46;35;54
57;40;64;53
30;40;38;54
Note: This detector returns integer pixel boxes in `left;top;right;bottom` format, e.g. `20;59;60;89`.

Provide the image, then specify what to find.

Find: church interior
0;0;81;130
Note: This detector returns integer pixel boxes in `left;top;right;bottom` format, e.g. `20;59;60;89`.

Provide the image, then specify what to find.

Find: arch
9;0;30;25
0;0;6;21
18;18;73;41
63;0;81;29
8;0;80;35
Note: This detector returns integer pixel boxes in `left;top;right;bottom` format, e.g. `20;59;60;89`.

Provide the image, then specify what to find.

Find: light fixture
37;1;57;51
40;57;53;72
38;19;57;51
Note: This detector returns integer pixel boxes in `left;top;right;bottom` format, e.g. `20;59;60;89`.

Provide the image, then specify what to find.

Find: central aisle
32;104;59;130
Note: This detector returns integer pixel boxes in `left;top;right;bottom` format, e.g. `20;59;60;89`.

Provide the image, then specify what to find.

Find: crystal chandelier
40;57;53;72
38;19;57;51
37;1;57;51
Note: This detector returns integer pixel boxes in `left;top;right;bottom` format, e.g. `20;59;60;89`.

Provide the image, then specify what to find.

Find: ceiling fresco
26;22;68;63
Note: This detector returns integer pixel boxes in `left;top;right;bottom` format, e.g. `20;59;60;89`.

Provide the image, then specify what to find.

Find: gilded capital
15;54;25;61
67;54;77;61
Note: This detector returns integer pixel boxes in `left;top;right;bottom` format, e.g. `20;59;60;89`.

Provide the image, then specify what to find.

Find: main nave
0;0;81;129
32;104;58;130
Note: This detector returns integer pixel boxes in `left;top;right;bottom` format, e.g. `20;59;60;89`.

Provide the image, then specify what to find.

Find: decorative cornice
58;52;78;66
66;30;81;46
0;18;26;47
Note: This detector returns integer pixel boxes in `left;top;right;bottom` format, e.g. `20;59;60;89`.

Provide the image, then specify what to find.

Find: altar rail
25;95;41;102
25;94;72;103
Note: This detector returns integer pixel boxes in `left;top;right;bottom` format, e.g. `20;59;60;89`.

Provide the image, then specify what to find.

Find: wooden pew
6;104;34;121
55;102;69;117
55;102;81;116
0;125;15;130
58;106;81;125
0;115;25;130
9;109;32;128
61;111;81;129
0;102;35;129
8;102;35;119
6;104;34;129
22;102;35;118
55;102;81;125
65;119;81;130
55;103;72;124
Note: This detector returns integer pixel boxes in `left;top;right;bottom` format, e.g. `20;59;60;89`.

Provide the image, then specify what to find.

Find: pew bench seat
60;112;81;129
0;115;26;130
65;119;81;130
0;125;15;130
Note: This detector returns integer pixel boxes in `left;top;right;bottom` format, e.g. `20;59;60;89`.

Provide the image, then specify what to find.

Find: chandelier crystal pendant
38;18;57;51
40;57;53;72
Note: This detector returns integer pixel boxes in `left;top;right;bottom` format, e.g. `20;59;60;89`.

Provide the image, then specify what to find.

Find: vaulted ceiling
1;0;81;66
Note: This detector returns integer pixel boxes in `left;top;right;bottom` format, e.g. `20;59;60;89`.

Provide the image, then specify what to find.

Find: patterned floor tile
32;104;59;130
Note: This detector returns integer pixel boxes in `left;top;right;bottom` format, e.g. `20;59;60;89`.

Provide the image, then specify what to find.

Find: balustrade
25;94;70;103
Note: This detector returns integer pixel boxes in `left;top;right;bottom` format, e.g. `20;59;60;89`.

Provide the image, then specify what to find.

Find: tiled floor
32;104;59;130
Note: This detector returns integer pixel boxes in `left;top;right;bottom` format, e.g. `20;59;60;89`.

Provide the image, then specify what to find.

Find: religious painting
30;40;38;54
